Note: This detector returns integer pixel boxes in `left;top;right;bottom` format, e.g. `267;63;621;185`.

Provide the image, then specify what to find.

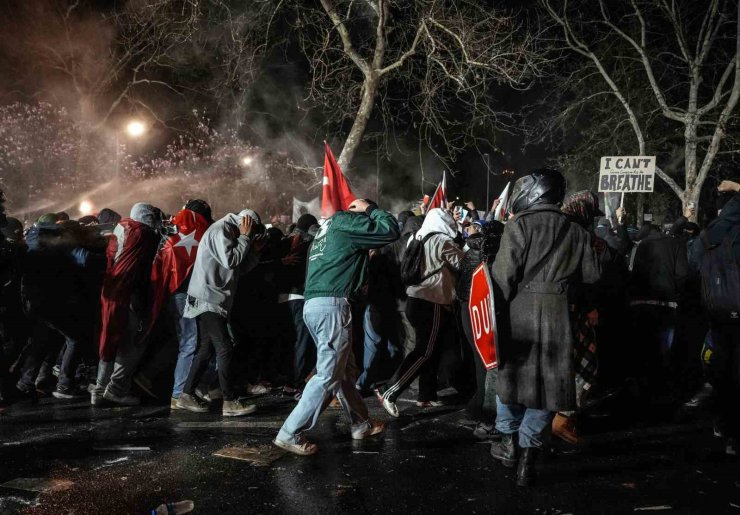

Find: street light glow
126;120;146;137
79;200;94;216
241;156;253;166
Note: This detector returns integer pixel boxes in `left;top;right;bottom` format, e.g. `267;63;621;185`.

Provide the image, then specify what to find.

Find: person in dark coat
457;219;504;439
688;180;740;456
489;169;600;487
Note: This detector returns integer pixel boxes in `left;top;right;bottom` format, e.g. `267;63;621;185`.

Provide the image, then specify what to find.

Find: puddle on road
213;445;286;466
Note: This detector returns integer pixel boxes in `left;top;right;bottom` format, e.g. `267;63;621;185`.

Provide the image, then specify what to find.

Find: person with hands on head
274;198;399;456
176;209;263;417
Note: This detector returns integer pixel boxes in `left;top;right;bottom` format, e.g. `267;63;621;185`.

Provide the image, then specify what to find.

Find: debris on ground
0;478;74;493
213;445;286;466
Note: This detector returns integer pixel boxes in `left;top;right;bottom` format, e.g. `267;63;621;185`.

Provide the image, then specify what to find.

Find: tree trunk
337;75;378;172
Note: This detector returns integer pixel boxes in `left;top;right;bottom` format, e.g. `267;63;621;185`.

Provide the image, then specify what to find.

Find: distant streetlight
126;120;146;138
79;200;94;216
241;156;254;166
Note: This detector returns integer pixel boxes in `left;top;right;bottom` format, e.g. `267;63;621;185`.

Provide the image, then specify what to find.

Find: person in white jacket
176;209;262;416
377;208;464;417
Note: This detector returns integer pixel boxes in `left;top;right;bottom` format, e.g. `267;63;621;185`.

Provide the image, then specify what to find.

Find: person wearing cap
489;169;600;486
274;199;399;456
176;208;264;416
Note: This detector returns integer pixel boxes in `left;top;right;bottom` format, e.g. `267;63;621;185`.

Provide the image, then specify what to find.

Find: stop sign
468;262;498;370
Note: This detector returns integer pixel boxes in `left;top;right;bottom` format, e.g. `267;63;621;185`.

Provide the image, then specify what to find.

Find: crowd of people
0;169;738;487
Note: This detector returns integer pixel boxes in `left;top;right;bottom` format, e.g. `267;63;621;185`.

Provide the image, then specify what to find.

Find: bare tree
0;0;204;126
540;0;740;217
265;0;544;172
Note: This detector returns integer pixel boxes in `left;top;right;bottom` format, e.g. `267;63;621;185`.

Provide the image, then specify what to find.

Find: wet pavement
1;388;739;514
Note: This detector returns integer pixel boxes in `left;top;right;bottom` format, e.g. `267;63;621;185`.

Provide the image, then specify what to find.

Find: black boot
490;433;518;467
516;447;539;486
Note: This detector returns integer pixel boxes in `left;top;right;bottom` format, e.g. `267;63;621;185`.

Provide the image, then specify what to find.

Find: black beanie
184;199;213;224
296;214;318;232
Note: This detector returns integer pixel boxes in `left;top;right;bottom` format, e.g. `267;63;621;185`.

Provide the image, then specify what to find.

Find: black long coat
492;204;600;411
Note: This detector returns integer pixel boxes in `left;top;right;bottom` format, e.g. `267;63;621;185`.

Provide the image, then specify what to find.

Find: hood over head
401;215;423;236
184;199;213;225
97;208;121;225
416;208;456;240
130;202;159;229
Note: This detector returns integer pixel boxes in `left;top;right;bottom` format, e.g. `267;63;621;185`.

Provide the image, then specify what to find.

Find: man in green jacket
274;199;400;455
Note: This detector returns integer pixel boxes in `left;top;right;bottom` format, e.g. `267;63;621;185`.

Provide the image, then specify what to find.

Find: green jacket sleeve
337;208;400;250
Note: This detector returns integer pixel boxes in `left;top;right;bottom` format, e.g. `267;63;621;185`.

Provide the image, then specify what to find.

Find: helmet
509;168;566;214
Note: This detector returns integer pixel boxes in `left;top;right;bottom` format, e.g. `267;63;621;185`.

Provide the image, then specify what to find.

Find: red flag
99;219;159;361
322;142;356;218
427;171;448;211
145;209;210;338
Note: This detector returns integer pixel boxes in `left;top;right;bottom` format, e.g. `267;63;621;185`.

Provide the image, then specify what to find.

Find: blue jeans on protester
276;297;371;443
357;304;401;391
495;395;554;449
171;292;198;399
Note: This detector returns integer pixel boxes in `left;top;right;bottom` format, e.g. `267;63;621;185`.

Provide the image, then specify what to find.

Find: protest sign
598;156;656;194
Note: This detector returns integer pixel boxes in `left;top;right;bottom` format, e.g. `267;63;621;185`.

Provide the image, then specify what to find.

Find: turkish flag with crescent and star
145;208;210;338
321;141;356;219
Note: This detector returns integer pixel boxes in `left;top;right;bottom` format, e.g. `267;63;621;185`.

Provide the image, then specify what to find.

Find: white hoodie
407;208;464;306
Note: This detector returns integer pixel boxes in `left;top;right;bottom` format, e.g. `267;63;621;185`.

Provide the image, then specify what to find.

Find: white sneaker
351;420;385;440
245;384;269;395
375;390;399;418
103;390;140;406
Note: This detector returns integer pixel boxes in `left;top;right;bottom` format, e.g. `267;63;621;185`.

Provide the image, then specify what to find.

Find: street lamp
484;153;491;209
126;120;147;138
79;200;94;216
241;156;254;166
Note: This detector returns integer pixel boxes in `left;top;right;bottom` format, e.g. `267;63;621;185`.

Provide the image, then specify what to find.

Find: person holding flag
133;200;213;408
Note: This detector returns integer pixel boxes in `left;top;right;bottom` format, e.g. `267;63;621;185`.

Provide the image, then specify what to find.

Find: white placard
598;156;655;193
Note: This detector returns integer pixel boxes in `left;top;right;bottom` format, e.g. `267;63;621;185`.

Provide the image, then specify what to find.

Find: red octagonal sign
468;262;498;370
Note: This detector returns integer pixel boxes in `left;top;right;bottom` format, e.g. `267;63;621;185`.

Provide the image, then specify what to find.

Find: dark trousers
381;297;450;403
288;300;315;388
57;338;81;391
708;324;740;438
183;312;237;401
17;323;64;391
460;301;497;423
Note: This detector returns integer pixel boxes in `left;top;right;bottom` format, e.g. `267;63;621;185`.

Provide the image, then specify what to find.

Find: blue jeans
277;297;370;443
495;396;554;449
171;292;198;399
357;304;401;391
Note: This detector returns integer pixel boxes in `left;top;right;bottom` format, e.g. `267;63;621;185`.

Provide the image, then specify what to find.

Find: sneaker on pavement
52;388;86;400
375;390;399;418
170;397;180;410
245;383;269;395
351;419;385;440
103;390;140;406
133;374;158;399
273;436;318;456
176;393;209;413
223;398;257;417
90;393;106;406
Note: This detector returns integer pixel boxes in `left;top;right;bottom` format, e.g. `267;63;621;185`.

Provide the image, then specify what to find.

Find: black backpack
400;231;444;286
700;225;740;323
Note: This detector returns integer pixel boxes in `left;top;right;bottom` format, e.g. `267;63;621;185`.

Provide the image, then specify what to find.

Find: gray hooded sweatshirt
184;209;261;318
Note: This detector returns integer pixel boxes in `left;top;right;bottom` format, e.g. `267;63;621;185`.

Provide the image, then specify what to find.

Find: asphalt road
0;388;738;514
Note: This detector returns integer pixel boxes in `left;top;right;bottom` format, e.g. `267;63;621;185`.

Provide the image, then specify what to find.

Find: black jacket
689;193;740;270
630;230;688;303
